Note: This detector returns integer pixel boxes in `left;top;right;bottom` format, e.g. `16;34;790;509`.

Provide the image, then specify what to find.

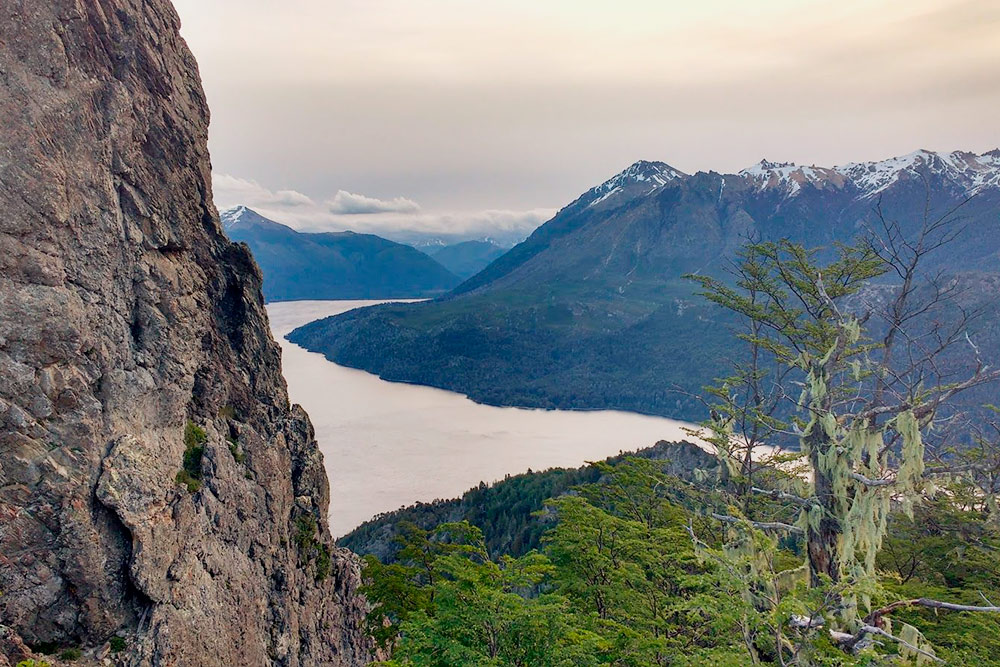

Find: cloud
213;173;315;209
212;172;552;245
327;190;421;214
331;208;554;246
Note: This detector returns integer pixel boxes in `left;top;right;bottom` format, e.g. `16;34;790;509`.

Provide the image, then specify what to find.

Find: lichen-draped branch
689;228;1000;662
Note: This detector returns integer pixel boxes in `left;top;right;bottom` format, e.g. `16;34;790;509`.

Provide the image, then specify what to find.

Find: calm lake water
267;300;709;536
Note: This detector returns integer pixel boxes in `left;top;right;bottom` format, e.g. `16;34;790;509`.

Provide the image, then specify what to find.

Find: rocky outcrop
0;1;370;664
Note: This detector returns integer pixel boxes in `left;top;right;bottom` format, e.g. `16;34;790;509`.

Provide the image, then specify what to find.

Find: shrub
294;514;331;581
294;515;318;551
315;542;332;581
228;438;245;464
174;470;201;493
59;648;81;661
176;421;206;493
109;636;126;653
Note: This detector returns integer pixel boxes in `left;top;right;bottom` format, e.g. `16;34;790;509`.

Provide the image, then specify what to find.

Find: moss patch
176;421;207;493
294;514;332;581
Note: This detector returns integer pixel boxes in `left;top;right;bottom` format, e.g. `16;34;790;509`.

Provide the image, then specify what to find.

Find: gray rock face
0;1;370;664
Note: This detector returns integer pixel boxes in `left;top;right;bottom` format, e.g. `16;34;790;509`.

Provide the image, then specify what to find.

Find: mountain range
223;206;461;301
288;150;1000;421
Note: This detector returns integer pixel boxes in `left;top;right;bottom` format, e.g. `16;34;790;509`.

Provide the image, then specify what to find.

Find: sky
172;0;1000;243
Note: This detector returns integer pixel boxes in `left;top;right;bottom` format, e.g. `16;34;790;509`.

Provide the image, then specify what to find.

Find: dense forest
340;441;718;562
362;455;999;665
357;234;1000;665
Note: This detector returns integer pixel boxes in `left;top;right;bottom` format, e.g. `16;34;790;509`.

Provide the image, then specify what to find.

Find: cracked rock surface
0;1;370;664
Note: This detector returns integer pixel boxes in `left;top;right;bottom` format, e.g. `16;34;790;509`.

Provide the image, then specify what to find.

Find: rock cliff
0;1;370;664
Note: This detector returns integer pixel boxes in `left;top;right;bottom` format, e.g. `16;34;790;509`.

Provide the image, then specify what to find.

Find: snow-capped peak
739;160;848;195
586;160;687;208
220;205;251;229
741;159;796;178
613;160;687;185
737;149;1000;199
836;149;1000;198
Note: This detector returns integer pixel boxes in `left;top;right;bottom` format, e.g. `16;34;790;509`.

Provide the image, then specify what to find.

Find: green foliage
344;464;602;561
228;437;245;464
294;515;318;550
294;514;332;581
108;636;126;653
362;445;1000;665
876;496;1000;665
58;648;81;661
174;470;201;493
176;421;207;493
315;542;332;581
17;661;51;667
341;442;716;562
365;461;752;664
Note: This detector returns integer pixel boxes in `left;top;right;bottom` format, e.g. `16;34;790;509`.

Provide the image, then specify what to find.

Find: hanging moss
896;410;925;493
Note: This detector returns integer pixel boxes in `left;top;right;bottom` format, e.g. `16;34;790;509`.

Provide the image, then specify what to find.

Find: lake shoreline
269;299;714;536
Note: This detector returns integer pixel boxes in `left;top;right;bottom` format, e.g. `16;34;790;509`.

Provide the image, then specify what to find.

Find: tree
371;521;610;666
694;240;798;518
689;230;1000;657
545;463;747;664
361;521;486;650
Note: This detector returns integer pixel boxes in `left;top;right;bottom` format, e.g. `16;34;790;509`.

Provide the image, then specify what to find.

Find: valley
288;152;1000;423
267;300;710;536
2;0;997;662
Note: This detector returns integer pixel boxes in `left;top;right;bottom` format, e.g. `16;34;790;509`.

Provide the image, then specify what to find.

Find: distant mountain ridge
579;149;1000;209
456;149;1000;296
289;149;1000;420
422;239;509;279
223;206;460;301
743;149;1000;198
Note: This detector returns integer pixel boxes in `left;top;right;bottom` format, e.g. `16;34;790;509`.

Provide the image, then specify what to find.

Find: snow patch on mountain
739;160;848;195
736;150;1000;199
586;160;686;208
837;149;1000;198
220;205;251;229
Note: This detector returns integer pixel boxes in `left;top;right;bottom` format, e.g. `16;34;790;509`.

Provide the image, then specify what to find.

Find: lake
267;300;711;536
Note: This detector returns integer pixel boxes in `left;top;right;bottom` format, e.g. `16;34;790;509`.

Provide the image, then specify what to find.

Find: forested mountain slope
224;206;460;301
290;152;1000;421
340;440;717;561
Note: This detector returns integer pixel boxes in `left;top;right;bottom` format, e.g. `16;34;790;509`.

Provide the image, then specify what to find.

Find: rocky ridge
581;149;1000;210
0;1;369;664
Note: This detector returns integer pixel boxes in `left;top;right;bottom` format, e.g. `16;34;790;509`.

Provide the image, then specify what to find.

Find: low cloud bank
213;172;553;245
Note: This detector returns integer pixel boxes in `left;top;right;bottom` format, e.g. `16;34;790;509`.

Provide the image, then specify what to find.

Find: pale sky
172;0;1000;242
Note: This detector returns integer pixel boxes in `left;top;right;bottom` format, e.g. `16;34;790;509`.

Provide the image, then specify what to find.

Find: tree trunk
806;428;840;587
